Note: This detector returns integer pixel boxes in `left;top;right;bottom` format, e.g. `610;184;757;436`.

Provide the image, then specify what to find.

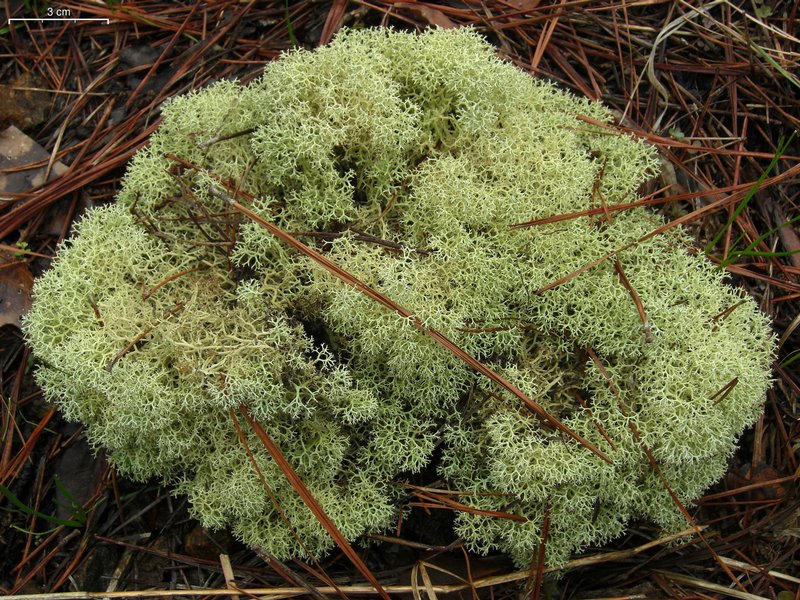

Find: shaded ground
0;1;798;598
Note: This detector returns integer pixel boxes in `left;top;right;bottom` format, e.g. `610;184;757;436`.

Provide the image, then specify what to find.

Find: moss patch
24;27;774;566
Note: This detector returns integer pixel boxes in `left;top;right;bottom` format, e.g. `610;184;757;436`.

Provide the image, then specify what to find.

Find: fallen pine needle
0;527;705;600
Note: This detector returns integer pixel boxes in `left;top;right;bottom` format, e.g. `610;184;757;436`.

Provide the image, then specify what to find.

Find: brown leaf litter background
0;2;798;599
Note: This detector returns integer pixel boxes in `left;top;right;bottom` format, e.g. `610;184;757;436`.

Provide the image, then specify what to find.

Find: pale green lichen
24;27;774;567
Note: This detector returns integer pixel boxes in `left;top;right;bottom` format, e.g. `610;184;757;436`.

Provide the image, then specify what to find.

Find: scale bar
8;18;111;23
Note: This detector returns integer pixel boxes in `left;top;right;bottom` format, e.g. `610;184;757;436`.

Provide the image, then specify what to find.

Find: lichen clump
24;28;774;566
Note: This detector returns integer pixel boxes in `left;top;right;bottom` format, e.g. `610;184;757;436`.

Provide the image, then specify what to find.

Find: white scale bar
8;18;111;23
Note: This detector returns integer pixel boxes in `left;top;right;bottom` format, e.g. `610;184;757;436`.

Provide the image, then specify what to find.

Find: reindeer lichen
24;27;773;567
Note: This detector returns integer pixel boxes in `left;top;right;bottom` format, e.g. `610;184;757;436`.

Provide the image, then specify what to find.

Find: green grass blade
722;213;800;267
0;484;85;528
780;350;800;369
748;39;800;91
705;132;795;256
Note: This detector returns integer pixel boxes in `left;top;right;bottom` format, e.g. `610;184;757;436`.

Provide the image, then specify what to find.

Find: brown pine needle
570;390;618;451
711;300;746;323
511;164;800;230
710;377;739;406
408;490;527;523
141;266;205;300
699;474;798;502
585;346;749;594
534;163;800;295
238;404;391;600
106;303;184;372
0;408;55;487
1;528;707;600
193;170;612;464
228;410;326;580
592;156;613;226
529;506;551;600
613;258;653;343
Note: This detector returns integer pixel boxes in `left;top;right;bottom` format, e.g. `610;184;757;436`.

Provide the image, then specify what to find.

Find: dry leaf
506;0;542;11
396;3;457;28
0;125;68;201
0;72;51;131
0;250;33;328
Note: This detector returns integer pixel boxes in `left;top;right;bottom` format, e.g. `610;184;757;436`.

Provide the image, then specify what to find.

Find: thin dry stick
654;570;770;600
292;228;433;255
0;527;704;600
399;483;516;498
202;181;611;464
197;128;257;149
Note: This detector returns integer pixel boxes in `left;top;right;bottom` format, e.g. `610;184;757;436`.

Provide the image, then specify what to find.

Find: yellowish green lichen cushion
24;27;774;566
